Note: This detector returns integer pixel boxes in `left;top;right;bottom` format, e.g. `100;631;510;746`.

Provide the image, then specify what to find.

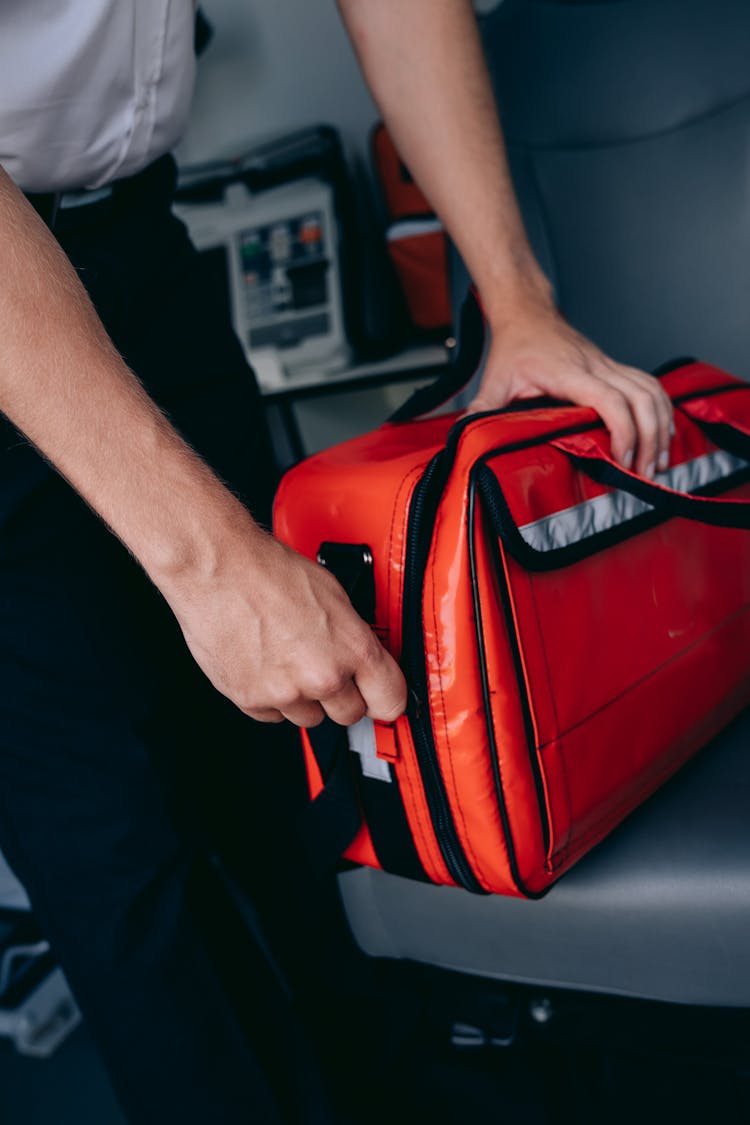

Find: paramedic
0;1;673;1122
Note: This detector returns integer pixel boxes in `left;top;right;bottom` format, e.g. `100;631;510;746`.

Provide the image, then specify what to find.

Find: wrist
127;429;268;607
477;262;556;332
136;462;269;608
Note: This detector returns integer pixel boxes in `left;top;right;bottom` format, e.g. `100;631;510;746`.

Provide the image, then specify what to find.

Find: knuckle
350;702;368;724
331;706;365;730
236;691;259;714
267;684;300;711
631;383;656;406
636;410;660;438
308;667;349;699
356;632;385;668
322;568;354;605
244;707;283;724
376;699;405;724
599;385;628;411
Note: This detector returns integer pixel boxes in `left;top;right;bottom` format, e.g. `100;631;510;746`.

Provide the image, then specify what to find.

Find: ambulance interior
1;1;749;1121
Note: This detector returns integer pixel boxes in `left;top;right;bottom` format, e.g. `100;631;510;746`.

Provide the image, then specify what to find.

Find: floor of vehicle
1;997;749;1125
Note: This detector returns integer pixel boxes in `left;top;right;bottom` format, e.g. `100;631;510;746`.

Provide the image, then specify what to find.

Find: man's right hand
165;526;407;729
0;173;405;732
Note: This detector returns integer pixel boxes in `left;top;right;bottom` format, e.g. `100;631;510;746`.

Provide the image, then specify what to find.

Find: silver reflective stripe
519;449;748;553
348;716;392;783
386;217;444;241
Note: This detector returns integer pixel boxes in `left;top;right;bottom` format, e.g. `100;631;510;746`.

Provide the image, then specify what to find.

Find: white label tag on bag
348;716;392;783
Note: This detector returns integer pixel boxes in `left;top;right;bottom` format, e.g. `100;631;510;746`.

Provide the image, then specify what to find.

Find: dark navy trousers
0;158;332;1124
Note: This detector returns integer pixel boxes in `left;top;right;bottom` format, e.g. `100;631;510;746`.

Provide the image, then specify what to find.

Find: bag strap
301;546;428;882
388;288;486;422
302;721;363;875
303;718;427;881
551;433;750;530
677;395;750;460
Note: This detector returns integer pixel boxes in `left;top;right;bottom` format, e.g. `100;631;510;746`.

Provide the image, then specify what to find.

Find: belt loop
25;192;61;230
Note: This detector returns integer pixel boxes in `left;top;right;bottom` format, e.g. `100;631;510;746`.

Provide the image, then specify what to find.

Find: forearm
0;168;406;725
337;0;553;321
338;1;673;474
0;168;262;593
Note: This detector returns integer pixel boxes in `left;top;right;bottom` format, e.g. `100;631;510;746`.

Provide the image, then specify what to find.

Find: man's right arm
0;168;406;728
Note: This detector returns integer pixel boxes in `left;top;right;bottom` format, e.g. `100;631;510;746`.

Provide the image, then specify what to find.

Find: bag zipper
469;470;551;888
401;453;484;893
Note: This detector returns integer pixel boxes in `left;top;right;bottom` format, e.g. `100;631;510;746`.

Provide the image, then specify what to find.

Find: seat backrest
457;0;750;378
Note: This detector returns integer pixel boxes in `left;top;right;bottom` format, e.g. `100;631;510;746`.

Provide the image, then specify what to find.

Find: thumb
465;374;514;416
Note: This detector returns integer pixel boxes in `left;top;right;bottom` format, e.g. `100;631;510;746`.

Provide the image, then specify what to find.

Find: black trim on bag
475;462;750;573
467;478;548;900
680;418;750;462
458;382;743;472
402;453;486;893
651;356;698;377
388;290;485;423
303;722;365;876
356;761;432;884
562;455;750;531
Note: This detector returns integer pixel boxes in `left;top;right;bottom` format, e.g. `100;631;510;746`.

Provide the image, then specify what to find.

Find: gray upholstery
341;709;750;1007
340;0;750;1008
468;0;750;379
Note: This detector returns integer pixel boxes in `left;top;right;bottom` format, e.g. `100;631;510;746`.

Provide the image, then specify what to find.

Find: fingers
476;316;677;476
605;366;673;477
262;674;387;730
243;706;286;724
551;357;670;478
466;381;513;417
566;373;638;470
493;352;673;478
319;679;368;727
280;700;327;728
244;642;402;729
354;641;408;723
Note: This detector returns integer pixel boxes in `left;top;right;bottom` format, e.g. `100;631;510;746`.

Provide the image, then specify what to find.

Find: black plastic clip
317;542;376;624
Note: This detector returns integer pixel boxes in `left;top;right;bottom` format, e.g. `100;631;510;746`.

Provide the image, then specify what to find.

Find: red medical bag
371;123;451;332
273;296;750;896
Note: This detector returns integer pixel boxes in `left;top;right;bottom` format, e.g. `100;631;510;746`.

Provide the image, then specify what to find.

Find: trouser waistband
24;154;178;231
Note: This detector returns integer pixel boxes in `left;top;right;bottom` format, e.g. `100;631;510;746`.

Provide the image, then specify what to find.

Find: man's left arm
337;0;673;478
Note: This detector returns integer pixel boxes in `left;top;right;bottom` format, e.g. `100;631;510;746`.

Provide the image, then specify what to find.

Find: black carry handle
676;396;750;462
552;434;750;530
388;287;486;422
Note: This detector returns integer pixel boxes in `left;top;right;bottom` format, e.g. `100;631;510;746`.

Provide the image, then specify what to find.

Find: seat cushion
339;708;750;1007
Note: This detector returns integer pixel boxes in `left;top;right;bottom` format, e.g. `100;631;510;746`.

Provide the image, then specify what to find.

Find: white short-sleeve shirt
0;1;197;192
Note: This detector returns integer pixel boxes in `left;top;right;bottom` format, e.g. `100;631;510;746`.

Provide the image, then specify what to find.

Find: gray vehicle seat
341;710;750;1007
338;0;750;1007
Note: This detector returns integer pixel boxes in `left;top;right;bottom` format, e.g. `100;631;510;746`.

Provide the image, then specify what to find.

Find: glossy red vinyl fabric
273;362;750;896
